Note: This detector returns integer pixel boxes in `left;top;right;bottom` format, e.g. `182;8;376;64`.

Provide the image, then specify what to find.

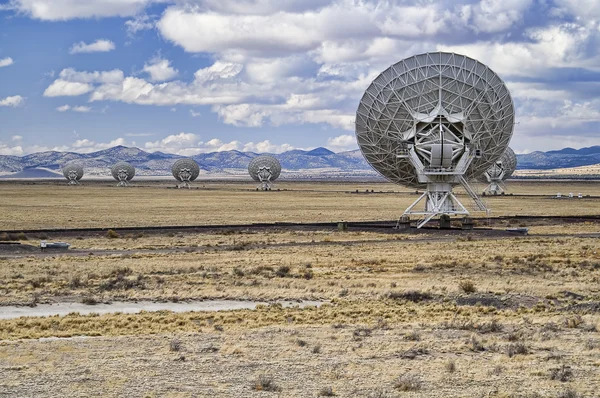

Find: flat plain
0;180;599;397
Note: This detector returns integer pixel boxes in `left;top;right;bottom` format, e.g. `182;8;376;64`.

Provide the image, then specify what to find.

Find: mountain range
2;145;600;178
0;146;374;177
515;146;600;170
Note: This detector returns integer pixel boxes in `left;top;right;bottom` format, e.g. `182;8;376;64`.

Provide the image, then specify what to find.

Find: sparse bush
81;296;98;305
106;229;120;239
296;339;307;347
275;265;291;277
557;388;581;398
403;331;421;341
401;346;429;359
459;280;477;293
170;338;182;352
253;375;281;392
319;386;336;396
339;288;349;297
214;324;224;332
445;359;456;373
393;374;421;391
98;273;145;291
550;365;572;382
584;339;597;350
303;269;314;279
507;342;529;357
69;275;82;289
563;315;584;329
387;290;432;302
470;336;485;352
365;388;394;398
312;344;322;354
353;327;372;339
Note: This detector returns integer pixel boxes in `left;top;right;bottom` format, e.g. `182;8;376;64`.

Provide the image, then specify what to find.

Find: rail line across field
2;214;599;236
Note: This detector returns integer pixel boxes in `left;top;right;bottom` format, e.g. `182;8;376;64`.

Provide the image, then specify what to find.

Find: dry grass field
1;180;599;397
1;180;600;229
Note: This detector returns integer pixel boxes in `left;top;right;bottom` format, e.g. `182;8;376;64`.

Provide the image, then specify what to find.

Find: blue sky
0;0;599;156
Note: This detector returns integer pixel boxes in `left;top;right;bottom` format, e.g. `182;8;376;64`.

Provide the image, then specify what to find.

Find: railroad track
1;214;599;236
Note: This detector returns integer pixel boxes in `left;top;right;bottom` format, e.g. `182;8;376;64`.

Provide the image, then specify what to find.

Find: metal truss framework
62;163;84;185
248;155;281;191
172;158;200;189
111;161;136;187
355;52;515;227
478;147;517;195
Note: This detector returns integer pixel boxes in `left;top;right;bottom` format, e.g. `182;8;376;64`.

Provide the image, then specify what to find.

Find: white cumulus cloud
70;39;115;54
4;0;160;21
142;57;178;82
0;57;14;67
0;95;25;107
143;133;294;155
326;134;356;152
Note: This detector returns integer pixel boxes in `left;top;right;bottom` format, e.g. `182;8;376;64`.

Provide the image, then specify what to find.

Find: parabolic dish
478;146;517;182
248;155;282;182
355;52;515;189
62;163;84;181
171;158;200;182
111;161;136;182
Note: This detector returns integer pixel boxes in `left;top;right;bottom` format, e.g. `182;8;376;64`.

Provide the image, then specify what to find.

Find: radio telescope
248;155;281;190
478;146;517;195
111;161;135;187
356;52;515;228
172;158;200;189
62;163;84;185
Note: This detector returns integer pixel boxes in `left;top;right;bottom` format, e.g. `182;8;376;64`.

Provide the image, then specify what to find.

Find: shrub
459;280;477;293
470;336;485;352
388;290;432;302
275;265;291;277
319;386;336;396
81;296;98;305
393;374;421;391
312;344;322;354
403;331;421;341
445;360;456;373
106;229;120;239
253;375;281;392
550;365;572;382
170;338;182;352
507;342;529;357
558;388;581;398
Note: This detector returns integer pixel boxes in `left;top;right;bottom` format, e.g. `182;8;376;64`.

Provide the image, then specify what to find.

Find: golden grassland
1;230;600;308
1;180;600;397
2;180;600;230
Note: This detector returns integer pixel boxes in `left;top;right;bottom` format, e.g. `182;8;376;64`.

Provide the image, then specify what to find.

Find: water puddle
0;300;323;320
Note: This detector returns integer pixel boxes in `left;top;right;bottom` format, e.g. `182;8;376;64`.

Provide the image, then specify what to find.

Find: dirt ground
0;180;599;397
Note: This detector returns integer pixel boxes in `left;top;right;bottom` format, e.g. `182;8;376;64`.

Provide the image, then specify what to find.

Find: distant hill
0;168;62;179
0;145;374;177
2;144;600;178
517;146;600;169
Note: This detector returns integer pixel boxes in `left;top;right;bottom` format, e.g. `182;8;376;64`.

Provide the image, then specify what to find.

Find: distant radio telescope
478;147;517;195
248;155;281;190
62;163;84;185
172;158;200;189
111;161;136;187
356;52;515;228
